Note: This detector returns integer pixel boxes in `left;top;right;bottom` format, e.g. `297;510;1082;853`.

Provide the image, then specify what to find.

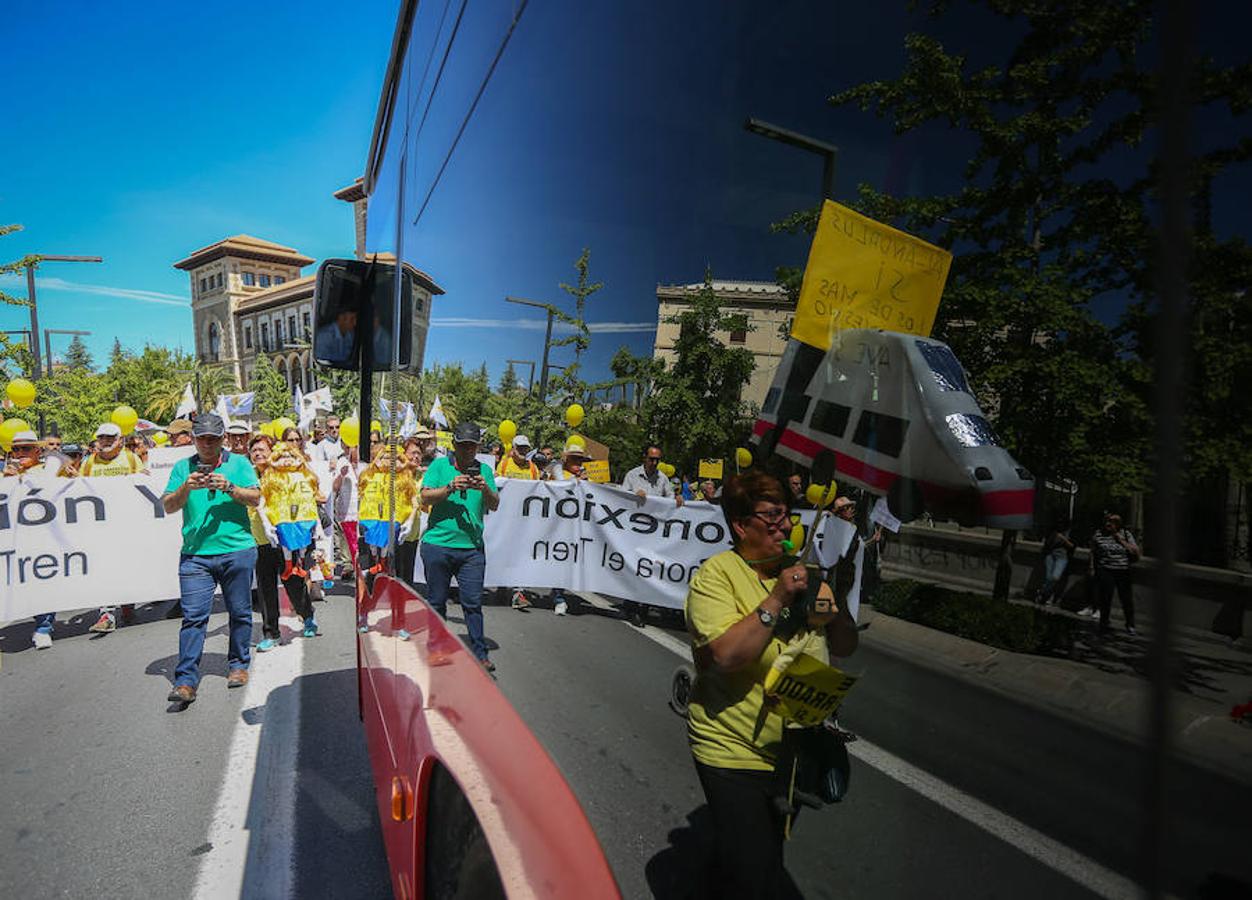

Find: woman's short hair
403;436;422;450
248;433;274;450
721;470;787;537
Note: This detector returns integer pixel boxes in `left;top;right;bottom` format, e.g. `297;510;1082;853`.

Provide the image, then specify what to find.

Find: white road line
629;612;1147;900
193;618;306;900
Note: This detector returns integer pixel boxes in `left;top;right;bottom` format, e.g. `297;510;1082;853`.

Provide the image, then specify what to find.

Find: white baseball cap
95;423;122;438
512;435;532;449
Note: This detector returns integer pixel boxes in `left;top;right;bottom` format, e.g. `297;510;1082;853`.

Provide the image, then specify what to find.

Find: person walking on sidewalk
419;421;499;671
1088;513;1140;635
83;422;149;634
496;434;540;610
161;414;261;705
1037;516;1074;606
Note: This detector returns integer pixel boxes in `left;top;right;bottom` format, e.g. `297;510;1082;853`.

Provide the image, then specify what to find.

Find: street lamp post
744;117;839;200
505;296;558;403
24;255;104;379
506;358;537;394
44;328;92;378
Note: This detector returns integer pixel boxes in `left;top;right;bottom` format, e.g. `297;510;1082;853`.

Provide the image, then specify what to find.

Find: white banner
413;481;843;609
0;473;182;621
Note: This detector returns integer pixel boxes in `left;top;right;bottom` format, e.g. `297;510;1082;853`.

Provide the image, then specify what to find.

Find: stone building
174;182;441;393
652;280;794;410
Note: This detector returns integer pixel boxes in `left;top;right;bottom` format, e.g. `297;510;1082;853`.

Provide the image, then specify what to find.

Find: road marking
631;613;1148;900
193;617;305;900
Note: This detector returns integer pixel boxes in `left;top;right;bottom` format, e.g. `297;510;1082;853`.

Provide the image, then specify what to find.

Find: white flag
304;386;333;412
224;393;255;416
428;394;448;428
214;394;232;426
294;385;304;417
175;383;197;418
400;402;418;438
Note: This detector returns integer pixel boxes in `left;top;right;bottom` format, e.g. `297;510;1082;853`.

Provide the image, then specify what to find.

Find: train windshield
916;341;971;393
946;413;1000;448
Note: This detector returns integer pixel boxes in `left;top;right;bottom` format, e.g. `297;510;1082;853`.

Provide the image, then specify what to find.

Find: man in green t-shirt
160;414;262;705
419;421;499;670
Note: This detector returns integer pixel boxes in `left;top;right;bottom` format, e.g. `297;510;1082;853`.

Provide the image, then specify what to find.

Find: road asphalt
2;588;1248;899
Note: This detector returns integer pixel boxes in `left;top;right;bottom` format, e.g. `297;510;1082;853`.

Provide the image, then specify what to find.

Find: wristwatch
755;605;777;628
224;482;235;498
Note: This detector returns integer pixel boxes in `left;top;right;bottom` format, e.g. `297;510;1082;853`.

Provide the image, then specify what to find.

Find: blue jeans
420;543;488;660
33;613;54;635
176;547;258;688
1039;552;1068;602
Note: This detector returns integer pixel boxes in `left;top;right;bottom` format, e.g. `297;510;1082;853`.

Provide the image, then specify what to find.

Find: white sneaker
554;599;568;616
1077;607;1096;618
32;632;52;650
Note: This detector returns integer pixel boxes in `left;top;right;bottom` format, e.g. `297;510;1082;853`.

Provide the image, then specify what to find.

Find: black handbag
775;719;853;816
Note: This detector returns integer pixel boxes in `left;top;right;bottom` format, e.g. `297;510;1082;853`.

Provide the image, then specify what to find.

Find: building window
729;328;747;344
415;296;424;313
302;310;311;339
199;277;207;293
242;272;256;287
261;322;270;351
288;315;297;342
259;274;272;288
275;276;286;285
244;325;253;350
215;273;223;288
208;322;221;363
275;320;284;347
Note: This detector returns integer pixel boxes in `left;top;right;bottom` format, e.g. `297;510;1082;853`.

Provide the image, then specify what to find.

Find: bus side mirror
312;257;416;372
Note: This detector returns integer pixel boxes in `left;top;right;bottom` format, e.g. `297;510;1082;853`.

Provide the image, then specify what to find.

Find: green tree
497;361;521;396
64;335;93;371
645;271;755;472
0;224;38;308
109;344;195;420
553;248;603;376
250;355;291;419
29;367;117;443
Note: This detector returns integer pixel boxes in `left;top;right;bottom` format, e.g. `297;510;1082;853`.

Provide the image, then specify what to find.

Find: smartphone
196;462;215;478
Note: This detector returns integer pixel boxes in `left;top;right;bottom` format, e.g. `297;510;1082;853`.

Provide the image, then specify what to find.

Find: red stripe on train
777;428;900;491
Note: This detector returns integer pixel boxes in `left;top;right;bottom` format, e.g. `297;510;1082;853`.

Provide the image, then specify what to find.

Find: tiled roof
174;234;315;271
333;179;366;202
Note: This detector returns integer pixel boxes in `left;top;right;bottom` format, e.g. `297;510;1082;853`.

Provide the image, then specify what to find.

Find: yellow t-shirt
685;550;794;772
496;456;539;479
80;450;145;477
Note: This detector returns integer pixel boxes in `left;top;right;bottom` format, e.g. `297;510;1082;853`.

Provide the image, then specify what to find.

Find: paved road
2;589;1248;898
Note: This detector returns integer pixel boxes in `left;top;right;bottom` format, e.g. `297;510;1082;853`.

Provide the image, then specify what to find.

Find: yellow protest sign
698;458;724;480
436;430;453;451
792;200;952;350
766;653;859;727
583;459;611;483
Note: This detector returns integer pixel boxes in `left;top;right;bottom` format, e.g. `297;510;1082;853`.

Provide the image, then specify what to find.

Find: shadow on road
644;805;803;900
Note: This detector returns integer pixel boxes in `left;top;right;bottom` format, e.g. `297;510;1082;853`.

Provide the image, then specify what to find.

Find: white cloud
0;275;189;307
431;316;655;334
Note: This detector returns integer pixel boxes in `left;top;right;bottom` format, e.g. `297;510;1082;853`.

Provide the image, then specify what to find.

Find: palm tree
147;362;238;420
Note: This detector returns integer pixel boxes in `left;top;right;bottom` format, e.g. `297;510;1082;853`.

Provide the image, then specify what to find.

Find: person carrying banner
4;431;59;649
82;423;149;634
419;421;499;670
161;413;261;705
168;419;194;447
618;443;683;626
496;434;540;610
684;470;859;898
542;440;591;616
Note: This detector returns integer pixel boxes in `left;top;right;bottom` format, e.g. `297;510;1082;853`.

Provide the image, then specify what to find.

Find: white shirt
331;455;359;523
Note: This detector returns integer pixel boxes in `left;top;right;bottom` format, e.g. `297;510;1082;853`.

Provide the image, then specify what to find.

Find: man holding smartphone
419;421;499;671
161;414;262;705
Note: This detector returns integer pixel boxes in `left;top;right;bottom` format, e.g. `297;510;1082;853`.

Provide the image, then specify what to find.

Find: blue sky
4;1;1247;385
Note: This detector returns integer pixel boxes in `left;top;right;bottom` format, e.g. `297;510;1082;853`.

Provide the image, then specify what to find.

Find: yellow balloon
111;405;139;435
498;419;517;445
567;433;586;448
658;462;675;478
735;447;753;469
805;482;838;509
6;378;36;408
272;416;297;436
0;418;30;452
152;432;169;446
565;404;585;428
340;416;361;447
370;419;383;435
788;518;806;551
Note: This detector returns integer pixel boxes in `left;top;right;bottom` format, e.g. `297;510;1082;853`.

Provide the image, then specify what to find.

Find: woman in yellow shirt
685;470;858;898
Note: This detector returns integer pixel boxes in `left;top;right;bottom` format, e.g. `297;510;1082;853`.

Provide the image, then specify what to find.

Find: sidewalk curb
858;606;1252;787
